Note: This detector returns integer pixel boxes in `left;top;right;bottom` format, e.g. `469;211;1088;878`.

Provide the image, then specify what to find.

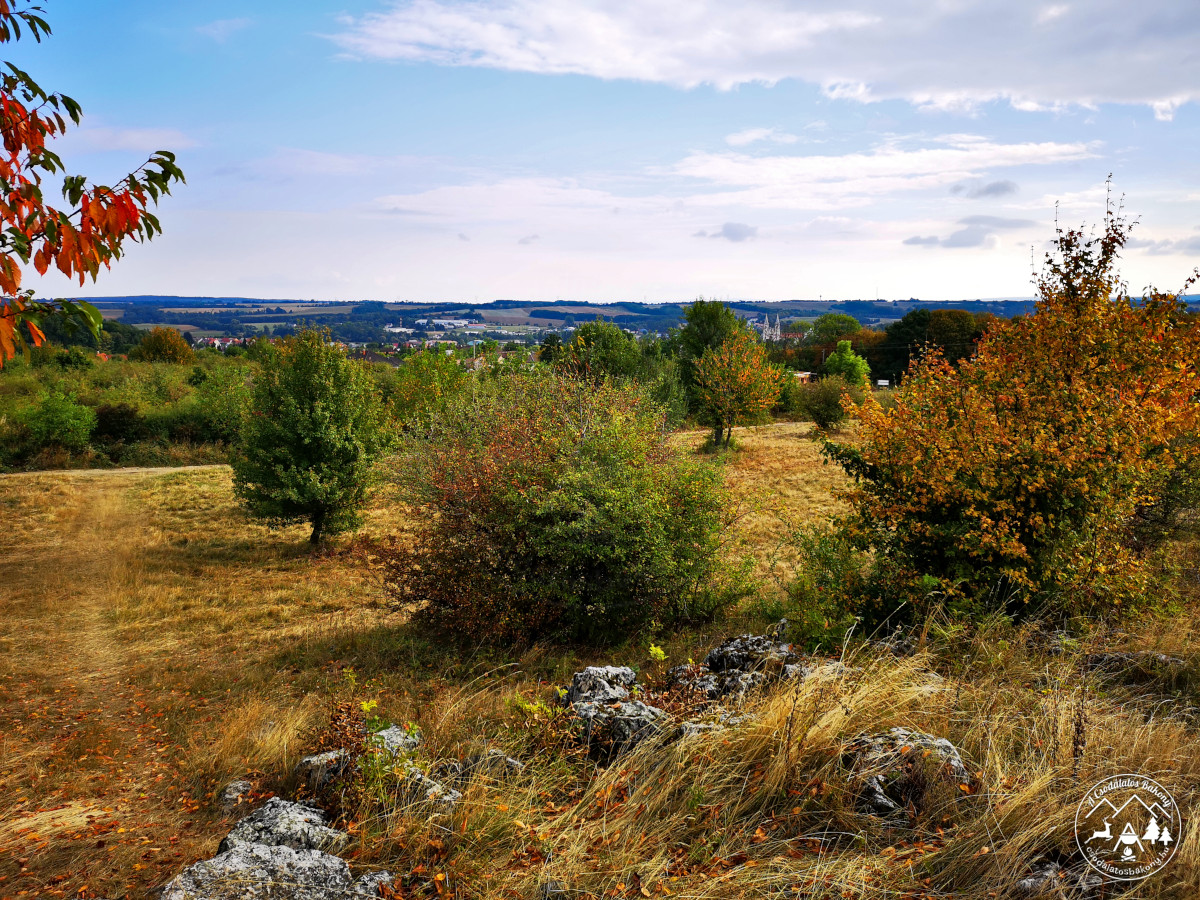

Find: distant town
79;295;1040;351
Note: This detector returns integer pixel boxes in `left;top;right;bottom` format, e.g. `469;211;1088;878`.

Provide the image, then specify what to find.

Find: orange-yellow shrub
827;212;1200;620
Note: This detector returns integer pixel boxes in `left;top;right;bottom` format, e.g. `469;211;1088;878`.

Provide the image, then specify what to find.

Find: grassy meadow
2;423;1199;899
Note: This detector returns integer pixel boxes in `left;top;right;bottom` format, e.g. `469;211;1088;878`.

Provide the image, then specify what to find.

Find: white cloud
1036;5;1070;25
68;126;197;153
673;136;1095;210
331;0;1200;116
197;18;252;42
725;128;798;146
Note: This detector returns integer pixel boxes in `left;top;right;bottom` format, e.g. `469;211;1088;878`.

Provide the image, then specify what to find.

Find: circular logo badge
1075;775;1181;881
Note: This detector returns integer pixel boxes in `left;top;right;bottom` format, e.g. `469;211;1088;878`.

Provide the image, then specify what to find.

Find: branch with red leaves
0;0;184;365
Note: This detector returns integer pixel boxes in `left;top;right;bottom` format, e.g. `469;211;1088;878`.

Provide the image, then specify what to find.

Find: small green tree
233;330;392;545
823;340;870;384
806;313;860;346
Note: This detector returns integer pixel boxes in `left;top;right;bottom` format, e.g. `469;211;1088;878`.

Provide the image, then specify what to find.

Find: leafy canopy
827;208;1200;620
559;318;641;380
0;1;183;365
131;326;194;364
232;330;393;545
382;374;746;644
694;330;783;448
823;340;870;384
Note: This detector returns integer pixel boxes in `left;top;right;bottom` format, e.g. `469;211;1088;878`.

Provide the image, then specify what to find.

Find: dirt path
0;474;220;899
0;463;228;480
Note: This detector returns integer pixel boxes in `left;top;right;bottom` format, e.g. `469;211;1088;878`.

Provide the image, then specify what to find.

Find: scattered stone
559;666;664;756
873;630;918;657
218;779;254;814
676;721;722;739
572;698;665;753
372;725;422;756
845;727;970;817
352;871;395;897
160;843;356;900
218;797;350;855
705;631;798;673
667;665;768;702
564;666;637;704
294;749;350;792
397;762;463;812
461;748;525;780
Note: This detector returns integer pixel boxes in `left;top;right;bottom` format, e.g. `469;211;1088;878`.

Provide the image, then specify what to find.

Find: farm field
2;424;1199;899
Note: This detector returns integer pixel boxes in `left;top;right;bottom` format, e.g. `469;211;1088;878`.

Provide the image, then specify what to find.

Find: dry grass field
2;423;1199;899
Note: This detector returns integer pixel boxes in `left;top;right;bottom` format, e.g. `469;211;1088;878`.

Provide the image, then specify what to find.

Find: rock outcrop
560;666;665;756
217;797;350;855
845;727;971;817
160;843;388;900
1013;857;1103;899
295;724;424;791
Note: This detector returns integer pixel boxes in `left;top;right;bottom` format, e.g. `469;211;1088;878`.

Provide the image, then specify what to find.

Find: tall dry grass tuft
188;695;323;788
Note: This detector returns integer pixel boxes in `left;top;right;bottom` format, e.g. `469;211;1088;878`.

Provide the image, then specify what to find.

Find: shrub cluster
826;212;1200;622
381;374;748;644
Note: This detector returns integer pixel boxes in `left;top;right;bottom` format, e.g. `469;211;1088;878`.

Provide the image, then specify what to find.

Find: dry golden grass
2;442;1199;900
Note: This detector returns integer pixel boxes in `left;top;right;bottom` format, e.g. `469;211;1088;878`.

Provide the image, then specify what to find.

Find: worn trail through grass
0;472;227;896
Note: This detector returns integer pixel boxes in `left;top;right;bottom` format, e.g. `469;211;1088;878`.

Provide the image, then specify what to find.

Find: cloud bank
332;0;1200;117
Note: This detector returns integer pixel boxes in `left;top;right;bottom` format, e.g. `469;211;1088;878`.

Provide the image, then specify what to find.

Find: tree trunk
712;422;724;447
309;509;326;546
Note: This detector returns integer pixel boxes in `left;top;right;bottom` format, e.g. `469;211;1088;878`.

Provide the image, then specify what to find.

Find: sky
14;0;1200;303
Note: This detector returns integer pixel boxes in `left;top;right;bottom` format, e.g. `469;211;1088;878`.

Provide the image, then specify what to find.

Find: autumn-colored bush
130;326;194;364
694;330;783;448
381;373;748;644
827;211;1200;622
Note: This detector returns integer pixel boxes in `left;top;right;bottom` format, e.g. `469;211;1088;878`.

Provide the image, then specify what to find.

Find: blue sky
17;0;1200;302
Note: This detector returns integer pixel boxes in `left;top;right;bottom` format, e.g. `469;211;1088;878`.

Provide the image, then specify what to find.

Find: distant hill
65;295;1043;342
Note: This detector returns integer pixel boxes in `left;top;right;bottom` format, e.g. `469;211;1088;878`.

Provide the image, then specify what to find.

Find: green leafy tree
233;330;393;545
823;340;870;384
672;298;750;414
559;319;641;380
538;333;564;364
806;313;860;346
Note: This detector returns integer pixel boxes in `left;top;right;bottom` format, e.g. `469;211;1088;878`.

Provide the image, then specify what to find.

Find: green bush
796;376;861;430
21;392;96;450
93;403;147;444
382;373;749;645
780;524;868;649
